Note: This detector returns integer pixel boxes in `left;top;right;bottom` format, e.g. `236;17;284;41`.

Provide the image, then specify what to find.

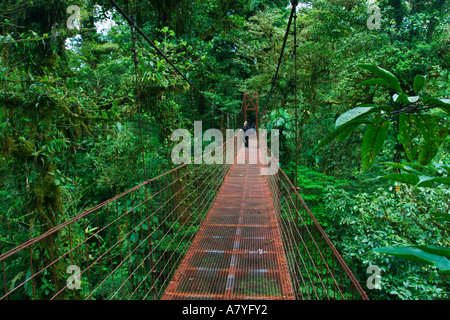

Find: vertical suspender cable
261;2;297;160
131;16;147;181
291;1;301;300
131;4;155;298
292;0;298;189
263;4;297;112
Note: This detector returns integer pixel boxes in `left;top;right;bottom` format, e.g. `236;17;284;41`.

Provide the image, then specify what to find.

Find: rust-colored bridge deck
161;137;294;300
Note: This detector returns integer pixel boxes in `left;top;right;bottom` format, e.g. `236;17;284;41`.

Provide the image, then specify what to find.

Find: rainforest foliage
1;0;449;299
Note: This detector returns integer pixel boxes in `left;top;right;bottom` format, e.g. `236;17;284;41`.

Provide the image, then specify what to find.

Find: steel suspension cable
263;1;298;113
293;1;299;188
131;14;147;181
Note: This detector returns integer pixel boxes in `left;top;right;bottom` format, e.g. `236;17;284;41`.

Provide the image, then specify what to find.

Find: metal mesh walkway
161;136;294;300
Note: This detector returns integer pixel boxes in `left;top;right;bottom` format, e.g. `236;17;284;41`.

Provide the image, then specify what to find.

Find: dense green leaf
423;97;450;107
422;97;450;115
405;162;440;172
416;115;441;165
435;164;450;174
315;120;370;152
359;64;403;93
372;246;450;273
418;177;450;186
399;114;419;161
417;246;450;259
335;106;375;128
380;162;421;173
414;75;427;94
393;93;419;104
382;173;420;185
360;78;389;86
361;121;390;171
336;124;357;141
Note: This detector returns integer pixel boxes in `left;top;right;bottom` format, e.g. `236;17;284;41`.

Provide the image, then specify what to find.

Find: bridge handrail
259;134;369;300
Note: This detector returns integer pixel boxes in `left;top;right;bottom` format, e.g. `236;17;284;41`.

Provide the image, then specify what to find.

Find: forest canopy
1;0;449;300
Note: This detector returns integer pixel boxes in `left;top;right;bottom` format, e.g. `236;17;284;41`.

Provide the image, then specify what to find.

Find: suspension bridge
0;110;368;300
0;0;369;300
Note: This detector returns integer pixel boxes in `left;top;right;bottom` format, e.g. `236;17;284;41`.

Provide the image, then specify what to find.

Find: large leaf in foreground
414;75;427;94
422;96;450;115
399;114;419;161
381;162;450;186
359;64;403;93
382;173;450;187
393;93;419;104
361;121;390;171
372;246;450;273
335;106;375;128
315;119;371;152
416;115;440;165
381;173;420;185
360;78;389;86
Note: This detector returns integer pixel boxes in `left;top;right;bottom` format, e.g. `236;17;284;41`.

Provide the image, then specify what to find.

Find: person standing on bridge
242;121;249;148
